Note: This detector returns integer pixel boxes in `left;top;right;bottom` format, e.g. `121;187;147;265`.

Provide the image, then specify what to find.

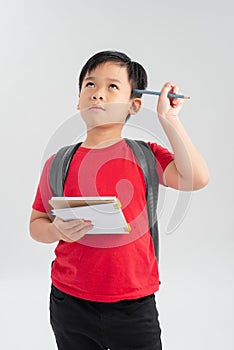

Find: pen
132;89;190;100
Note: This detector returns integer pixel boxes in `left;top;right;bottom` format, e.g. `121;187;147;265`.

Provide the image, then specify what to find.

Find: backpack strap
124;138;159;261
49;142;82;197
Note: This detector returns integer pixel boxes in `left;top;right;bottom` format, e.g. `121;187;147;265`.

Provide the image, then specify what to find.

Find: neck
82;125;123;149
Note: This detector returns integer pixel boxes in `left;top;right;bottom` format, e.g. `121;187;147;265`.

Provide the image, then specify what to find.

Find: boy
29;50;210;350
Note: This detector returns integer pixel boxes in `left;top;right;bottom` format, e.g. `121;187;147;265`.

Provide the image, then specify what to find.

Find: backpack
49;138;160;262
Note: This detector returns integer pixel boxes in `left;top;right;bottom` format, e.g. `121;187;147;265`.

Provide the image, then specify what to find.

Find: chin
81;112;125;129
87;122;124;131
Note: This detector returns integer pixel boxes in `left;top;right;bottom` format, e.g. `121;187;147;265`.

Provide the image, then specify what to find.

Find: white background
1;0;233;349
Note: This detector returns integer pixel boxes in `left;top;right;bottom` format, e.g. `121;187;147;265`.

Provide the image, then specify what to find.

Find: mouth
89;105;105;111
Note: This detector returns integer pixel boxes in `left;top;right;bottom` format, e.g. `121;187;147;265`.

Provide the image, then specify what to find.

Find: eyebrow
84;76;122;84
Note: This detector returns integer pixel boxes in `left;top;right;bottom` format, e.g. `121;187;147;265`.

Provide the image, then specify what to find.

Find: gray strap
49;143;81;197
124;138;159;261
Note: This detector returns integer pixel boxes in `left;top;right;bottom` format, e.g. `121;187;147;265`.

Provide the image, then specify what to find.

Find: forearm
30;217;62;244
158;115;210;185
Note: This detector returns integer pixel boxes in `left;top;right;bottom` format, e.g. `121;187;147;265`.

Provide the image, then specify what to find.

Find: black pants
50;284;162;350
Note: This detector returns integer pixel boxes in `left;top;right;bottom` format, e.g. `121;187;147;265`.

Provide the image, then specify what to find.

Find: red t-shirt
32;139;174;302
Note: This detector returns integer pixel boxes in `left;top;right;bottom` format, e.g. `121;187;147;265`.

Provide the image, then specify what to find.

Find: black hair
78;50;148;122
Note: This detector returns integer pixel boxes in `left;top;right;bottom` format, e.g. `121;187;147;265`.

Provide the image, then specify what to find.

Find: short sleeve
32;154;55;213
147;141;174;186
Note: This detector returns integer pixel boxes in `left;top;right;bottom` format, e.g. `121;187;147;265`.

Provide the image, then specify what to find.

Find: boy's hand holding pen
133;81;189;120
157;82;185;119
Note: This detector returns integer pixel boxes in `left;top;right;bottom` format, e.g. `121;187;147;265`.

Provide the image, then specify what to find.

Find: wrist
49;222;62;242
158;113;180;123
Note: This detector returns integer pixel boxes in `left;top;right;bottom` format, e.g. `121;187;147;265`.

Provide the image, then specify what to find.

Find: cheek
105;102;130;117
78;96;89;109
111;103;129;114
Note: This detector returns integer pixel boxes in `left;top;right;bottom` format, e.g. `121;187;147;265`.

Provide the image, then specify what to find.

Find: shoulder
146;141;174;167
144;141;174;186
41;154;56;173
147;141;172;155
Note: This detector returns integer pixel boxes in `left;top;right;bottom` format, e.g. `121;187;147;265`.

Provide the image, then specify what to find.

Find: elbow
29;219;41;242
193;172;210;190
29;221;36;241
179;171;210;191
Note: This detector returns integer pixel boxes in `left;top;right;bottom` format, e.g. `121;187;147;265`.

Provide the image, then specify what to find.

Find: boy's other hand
53;216;94;242
157;82;184;119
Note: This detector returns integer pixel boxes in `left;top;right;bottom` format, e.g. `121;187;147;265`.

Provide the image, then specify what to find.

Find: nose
91;95;104;101
92;96;103;101
91;91;104;101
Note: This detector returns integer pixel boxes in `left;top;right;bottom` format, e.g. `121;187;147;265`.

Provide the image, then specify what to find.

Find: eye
85;82;94;87
109;84;118;90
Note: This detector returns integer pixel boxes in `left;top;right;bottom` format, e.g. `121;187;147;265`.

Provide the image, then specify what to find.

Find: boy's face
77;62;141;128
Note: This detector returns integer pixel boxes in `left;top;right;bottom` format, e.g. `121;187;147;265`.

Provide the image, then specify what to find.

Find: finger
171;85;179;106
65;220;93;235
54;216;82;225
59;218;86;229
160;82;174;100
171;85;185;108
54;218;92;237
70;223;94;241
175;88;184;107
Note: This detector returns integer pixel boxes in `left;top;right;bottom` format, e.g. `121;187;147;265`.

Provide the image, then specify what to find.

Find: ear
128;98;142;115
77;94;80;110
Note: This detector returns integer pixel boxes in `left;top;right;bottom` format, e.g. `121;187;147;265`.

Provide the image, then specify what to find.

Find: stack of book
49;196;130;234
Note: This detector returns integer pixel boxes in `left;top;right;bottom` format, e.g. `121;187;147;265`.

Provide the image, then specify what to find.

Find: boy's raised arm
157;82;210;191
